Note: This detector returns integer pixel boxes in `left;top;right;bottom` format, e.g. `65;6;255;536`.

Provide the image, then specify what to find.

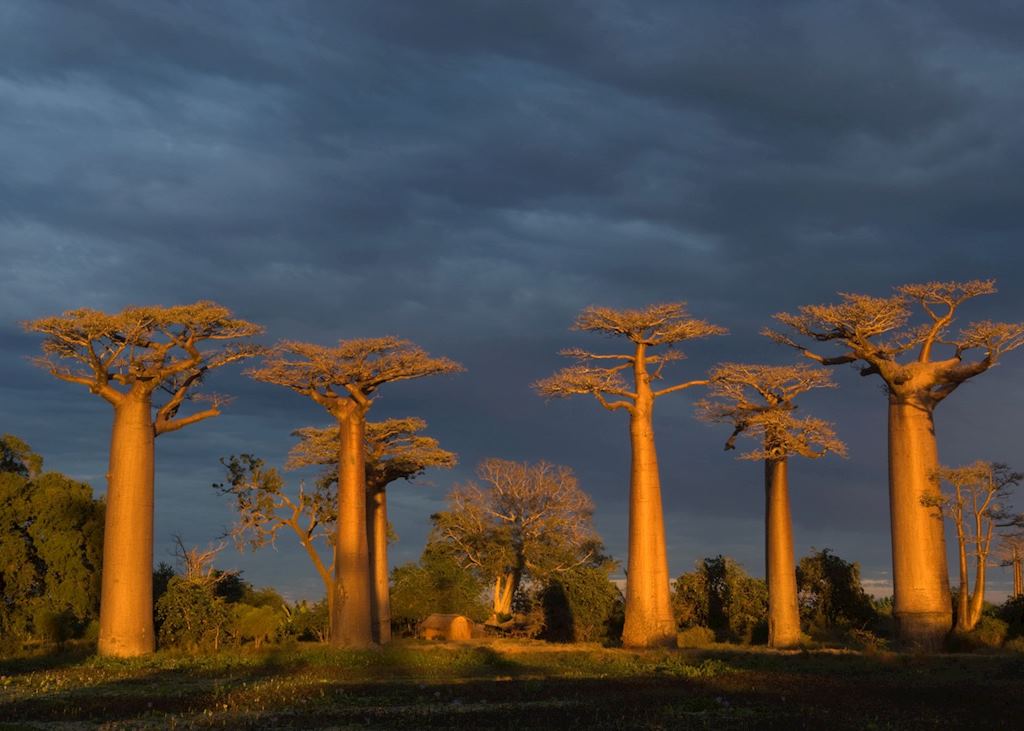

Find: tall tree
928;462;1021;631
697;363;844;647
534;303;726;647
247;338;462;646
997;534;1024;598
766;280;1024;646
219;419;455;643
432;459;601;622
24;302;262;656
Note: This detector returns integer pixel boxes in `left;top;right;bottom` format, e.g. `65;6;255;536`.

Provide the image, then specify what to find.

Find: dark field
1;641;1022;729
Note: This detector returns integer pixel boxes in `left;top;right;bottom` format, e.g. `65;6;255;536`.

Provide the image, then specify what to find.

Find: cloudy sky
3;0;1024;602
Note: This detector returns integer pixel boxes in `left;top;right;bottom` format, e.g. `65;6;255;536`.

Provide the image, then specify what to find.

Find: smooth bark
765;458;801;648
621;367;675;648
332;409;373;647
367;486;391;644
492;573;517;618
98;393;155;657
888;399;952;647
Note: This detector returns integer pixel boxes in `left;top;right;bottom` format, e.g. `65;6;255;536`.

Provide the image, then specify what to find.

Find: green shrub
672;556;767;644
677;626;716;648
232;604;283;649
539;567;623;644
949;616;1010;652
156;577;231;652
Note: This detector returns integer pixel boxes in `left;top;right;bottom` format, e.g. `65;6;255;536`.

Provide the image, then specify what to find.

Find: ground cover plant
3;640;1024;729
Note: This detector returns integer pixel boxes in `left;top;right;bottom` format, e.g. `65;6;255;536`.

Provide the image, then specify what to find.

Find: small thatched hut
418;613;474;640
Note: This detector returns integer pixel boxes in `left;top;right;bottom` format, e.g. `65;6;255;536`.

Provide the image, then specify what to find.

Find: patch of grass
3;640;1024;729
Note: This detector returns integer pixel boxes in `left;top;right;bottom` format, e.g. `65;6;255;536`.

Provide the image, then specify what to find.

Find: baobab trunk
492;573;516;619
366;486;391;644
765;458;801;648
98;394;156;657
332;411;374;646
966;554;987;631
887;398;952;647
1015;561;1022;597
622;398;675;648
954;530;970;631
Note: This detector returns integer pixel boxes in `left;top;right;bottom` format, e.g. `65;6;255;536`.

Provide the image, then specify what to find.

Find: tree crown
23;301;263;433
765;280;1024;405
696;363;845;460
535;302;726;411
247;337;463;414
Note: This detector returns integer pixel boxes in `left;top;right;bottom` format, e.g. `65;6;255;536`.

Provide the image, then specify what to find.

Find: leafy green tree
390;545;488;634
156;577;231;651
672;556;768;644
232;604;284;649
0;436;103;642
796;548;877;634
540;564;624;643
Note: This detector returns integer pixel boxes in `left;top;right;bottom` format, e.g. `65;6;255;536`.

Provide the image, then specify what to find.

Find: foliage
23;302;263;430
231;604;284;649
948;616;1009;652
539;565;624;643
766;280;1024;408
676;625;716;648
390;547;489;633
534;303;727;410
0;437;103;643
672;556;768;644
796;548;877;634
995;594;1024;639
287;600;330;643
696;363;844;460
155;577;231;652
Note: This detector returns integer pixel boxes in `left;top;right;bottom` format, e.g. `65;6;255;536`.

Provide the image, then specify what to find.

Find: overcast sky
3;0;1024;602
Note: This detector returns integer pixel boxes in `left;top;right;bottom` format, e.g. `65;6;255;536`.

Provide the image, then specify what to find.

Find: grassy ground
2;640;1023;729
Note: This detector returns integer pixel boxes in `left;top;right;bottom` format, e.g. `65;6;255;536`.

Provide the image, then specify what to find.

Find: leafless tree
926;462;1021;630
432;459;601;621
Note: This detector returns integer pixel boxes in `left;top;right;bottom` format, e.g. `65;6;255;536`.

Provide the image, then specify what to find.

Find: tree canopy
23;301;263;430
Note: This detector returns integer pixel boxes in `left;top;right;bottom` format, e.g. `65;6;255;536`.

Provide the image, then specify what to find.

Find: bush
797;548;877;636
949;617;1010;652
672;556;767;644
996;595;1024;639
288;600;329;642
677;626;716;648
539;567;624;644
232;604;283;649
32;608;77;646
156;577;231;652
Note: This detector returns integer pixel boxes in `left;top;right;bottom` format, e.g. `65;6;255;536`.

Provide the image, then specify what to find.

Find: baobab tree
535;303;727;647
997;534;1024;598
287;417;456;643
24;302;262;657
432;459;600;622
767;280;1024;646
697;363;845;647
247;338;462;646
927;461;1021;631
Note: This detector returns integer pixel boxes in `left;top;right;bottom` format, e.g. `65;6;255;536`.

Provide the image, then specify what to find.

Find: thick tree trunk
367;486;391;644
621;400;675;648
331;411;374;646
98;394;156;657
491;572;517;618
887;398;952;647
765;458;801;648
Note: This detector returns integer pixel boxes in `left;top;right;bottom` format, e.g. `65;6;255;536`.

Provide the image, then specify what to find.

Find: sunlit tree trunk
887;398;952;648
332;409;373;646
966;552;987;631
765;457;801;648
1015;559;1022;597
622;370;675;648
367;486;391;644
98;393;156;657
492;572;517;618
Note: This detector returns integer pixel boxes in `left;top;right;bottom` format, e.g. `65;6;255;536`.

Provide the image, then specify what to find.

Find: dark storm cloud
3;0;1024;598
